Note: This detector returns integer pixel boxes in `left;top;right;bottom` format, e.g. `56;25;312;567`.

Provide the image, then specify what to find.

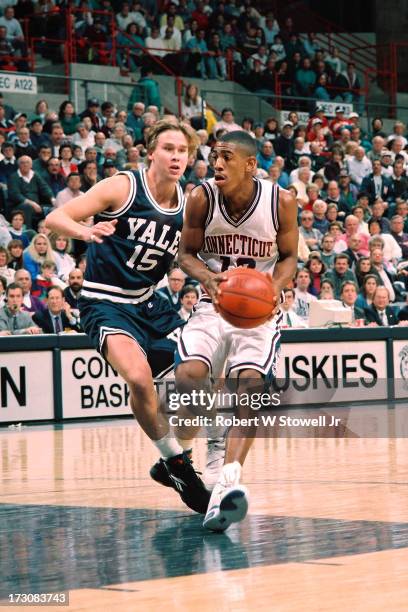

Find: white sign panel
276;341;387;404
0;73;37;95
280;101;353;124
393;339;408;399
61;349;133;418
0;351;53;422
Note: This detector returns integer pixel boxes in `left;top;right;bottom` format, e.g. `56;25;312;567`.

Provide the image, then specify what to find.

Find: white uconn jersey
199;177;279;274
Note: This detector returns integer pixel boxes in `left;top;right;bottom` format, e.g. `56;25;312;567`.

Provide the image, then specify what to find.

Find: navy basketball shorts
79;293;185;378
175;301;282;382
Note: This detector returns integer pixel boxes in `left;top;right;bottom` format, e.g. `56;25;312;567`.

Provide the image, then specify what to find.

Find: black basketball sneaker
150;451;210;514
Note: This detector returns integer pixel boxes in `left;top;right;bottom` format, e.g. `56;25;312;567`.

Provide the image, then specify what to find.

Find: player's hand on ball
86;219;118;243
203;272;228;306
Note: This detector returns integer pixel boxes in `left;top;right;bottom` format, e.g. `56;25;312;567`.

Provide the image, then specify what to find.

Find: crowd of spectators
0;0;364;113
0;84;408;333
0;1;406;334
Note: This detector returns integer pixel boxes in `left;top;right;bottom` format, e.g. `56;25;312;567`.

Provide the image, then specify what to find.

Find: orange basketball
217;268;276;328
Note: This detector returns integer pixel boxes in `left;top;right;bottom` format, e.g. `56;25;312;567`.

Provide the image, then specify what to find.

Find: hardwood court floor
0;409;407;611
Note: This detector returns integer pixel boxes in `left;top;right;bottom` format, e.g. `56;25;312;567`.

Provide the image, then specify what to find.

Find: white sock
154;432;184;459
219;461;241;486
176;437;194;451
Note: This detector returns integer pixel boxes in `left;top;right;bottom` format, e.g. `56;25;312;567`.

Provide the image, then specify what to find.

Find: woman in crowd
181;84;204;130
370;117;387;139
33;99;49;124
304;254;327;297
0;247;15;285
117;22;146;73
319;278;335;300
7;239;24;271
23;234;56;281
59;143;78;178
264;117;279;142
355;274;380;310
49;234;75;281
58;101;81;136
355;257;378;288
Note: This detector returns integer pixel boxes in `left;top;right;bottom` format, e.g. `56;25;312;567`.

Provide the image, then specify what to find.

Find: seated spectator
178;284;199;321
371;199;391;233
32;259;66;302
340;280;366;324
14;126;38;160
80;161;100;192
361;159;392;205
344;233;364;268
181;84;204;130
368;221;401;264
354;256;378;288
274;121;295;161
294;57;316;98
323;253;357;299
380;149;394;178
281;287;308;328
14;268;46;316
304;253;326;297
329;221;348;253
0;141;17;185
79;98;103;132
32;144;52;181
72;122;95;153
293;268;316;321
63;268;83;314
33;285;80;334
59;143;78;178
7;239;24;271
0;7;25;52
58;100;80;136
355;273;380;310
343;214;370;255
352;204;369;234
291;167;312;208
320;233;336;269
213;107;242;136
188;160;209;185
257;140;274;172
370;247;395;301
43;157;66;197
0;282;42;335
347;146;372;188
49;234;75;281
367;135;386;163
23;233;56;281
157;267;185;310
334;63;363;112
0;245;14;284
389;161;408;200
54;172;84;208
289;156;313;183
299;210;322;250
312;200;329;234
365;286;399;326
8;210;31;248
390;215;408;259
319;278;335;300
326;203;339;223
8;155;54;228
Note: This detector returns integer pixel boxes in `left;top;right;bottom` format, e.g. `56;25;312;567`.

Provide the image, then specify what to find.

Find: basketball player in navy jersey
169;131;298;530
45;121;211;515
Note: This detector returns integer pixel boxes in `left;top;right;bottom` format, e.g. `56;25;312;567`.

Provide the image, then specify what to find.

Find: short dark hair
67;172;80;180
340;280;357;293
10;209;25;221
335;253;349;263
218;130;257;157
180;284;199;299
283;287;295;298
46;285;64;298
6;282;23;296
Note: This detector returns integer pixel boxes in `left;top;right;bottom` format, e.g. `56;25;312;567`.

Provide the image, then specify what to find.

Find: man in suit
360;159;392;205
390;215;408;259
340;280;366;323
157;267;186;311
364;286;399;326
33;286;81;333
14;268;46;317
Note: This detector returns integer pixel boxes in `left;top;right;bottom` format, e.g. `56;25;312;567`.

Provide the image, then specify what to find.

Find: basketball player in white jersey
173;131;298;531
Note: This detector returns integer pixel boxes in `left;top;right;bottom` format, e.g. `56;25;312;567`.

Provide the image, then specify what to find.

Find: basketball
217;268;276;328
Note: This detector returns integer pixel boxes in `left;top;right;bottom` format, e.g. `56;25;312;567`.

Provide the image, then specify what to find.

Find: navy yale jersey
82;169;184;303
199;177;279;274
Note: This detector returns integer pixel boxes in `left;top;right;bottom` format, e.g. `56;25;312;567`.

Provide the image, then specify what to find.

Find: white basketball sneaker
203;461;249;532
203;438;226;490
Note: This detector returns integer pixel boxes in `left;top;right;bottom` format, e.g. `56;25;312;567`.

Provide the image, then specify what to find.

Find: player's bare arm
271;189;299;306
178;186;227;303
45;174;132;242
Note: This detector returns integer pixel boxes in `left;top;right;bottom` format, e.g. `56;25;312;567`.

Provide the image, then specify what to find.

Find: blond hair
24;233;56;264
146;120;199;163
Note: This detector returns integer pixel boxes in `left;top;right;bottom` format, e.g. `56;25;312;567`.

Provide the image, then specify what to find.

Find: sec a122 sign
0;73;37;95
